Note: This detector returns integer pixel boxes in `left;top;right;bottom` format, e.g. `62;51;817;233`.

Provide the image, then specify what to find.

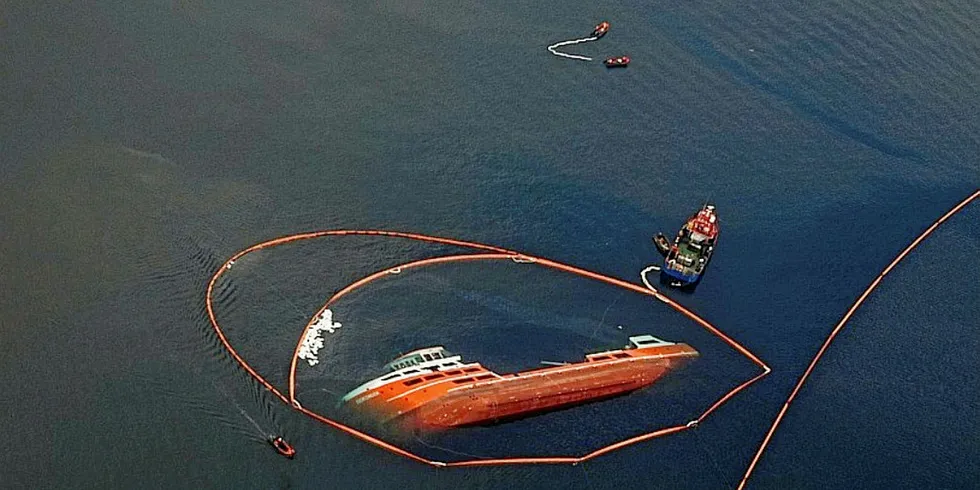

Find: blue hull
660;265;703;289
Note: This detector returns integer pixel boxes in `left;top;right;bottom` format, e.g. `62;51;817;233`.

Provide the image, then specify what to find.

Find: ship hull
660;266;704;289
657;204;719;290
342;338;698;431
407;351;694;429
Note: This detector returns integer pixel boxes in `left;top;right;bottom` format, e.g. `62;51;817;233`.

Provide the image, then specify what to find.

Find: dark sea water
1;0;977;488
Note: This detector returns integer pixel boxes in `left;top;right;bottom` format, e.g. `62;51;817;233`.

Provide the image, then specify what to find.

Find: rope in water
205;230;769;466
737;189;979;489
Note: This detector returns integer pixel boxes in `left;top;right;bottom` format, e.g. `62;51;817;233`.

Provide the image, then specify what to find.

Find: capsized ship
341;335;698;430
654;204;719;289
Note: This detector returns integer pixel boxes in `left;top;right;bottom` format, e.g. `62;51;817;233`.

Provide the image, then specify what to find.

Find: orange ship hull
409;353;688;429
342;338;698;430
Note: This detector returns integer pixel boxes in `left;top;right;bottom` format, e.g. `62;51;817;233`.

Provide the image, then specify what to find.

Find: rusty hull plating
343;336;698;430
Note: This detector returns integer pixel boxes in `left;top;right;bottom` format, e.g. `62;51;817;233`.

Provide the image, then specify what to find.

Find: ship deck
675;240;702;258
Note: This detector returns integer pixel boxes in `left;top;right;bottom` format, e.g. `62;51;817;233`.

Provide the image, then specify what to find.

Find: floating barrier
737;189;979;489
204;191;978;475
206;230;770;467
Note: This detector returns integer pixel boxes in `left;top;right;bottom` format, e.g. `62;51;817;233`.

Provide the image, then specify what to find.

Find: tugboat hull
660;266;704;290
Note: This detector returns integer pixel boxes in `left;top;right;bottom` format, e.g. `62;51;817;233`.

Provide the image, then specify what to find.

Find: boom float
205;230;769;467
738;190;979;489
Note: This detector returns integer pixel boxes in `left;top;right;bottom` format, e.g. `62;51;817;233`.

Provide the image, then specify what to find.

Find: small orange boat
604;56;630;68
592;21;610;38
341;335;698;430
268;436;296;459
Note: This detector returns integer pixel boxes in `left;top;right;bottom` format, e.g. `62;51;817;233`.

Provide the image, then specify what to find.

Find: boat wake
234;398;268;438
547;36;599;61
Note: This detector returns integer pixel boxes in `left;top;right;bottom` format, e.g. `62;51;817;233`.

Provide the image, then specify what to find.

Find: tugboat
592;21;610;38
268;436;296;459
341;335;697;430
656;204;719;289
604;56;630;68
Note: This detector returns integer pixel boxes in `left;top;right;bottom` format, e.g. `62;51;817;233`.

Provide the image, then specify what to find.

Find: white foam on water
298;308;342;366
